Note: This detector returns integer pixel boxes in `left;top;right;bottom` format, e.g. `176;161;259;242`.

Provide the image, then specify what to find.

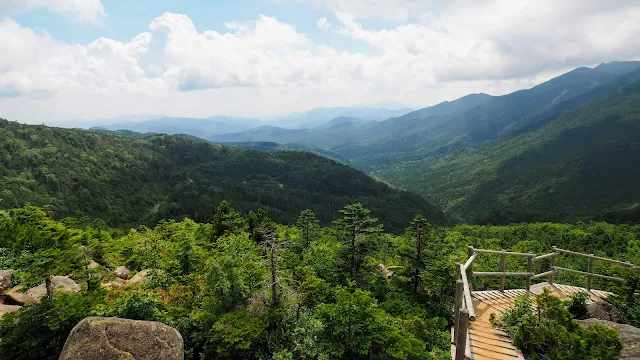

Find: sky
1;0;640;125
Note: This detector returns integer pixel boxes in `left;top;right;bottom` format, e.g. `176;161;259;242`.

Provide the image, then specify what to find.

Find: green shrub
0;291;104;360
565;291;589;319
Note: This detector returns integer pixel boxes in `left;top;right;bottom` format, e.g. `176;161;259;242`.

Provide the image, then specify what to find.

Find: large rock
0;304;22;319
5;276;80;305
128;270;152;287
59;317;183;360
579;318;640;360
113;266;131;280
587;301;622;322
100;278;127;290
87;260;102;270
4;285;36;305
0;270;13;292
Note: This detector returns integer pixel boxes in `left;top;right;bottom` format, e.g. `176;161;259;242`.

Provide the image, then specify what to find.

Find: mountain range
208;61;640;223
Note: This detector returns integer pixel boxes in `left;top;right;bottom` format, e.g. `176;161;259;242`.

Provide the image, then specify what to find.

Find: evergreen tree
406;215;432;294
333;203;382;279
296;209;319;250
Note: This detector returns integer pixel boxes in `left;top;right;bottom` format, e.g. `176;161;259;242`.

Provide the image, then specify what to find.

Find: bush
565;291;589;319
0;291;104;360
491;289;622;360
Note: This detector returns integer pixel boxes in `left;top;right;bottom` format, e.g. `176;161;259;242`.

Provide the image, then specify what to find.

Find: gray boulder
59;317;183;360
129;269;152;287
5;276;80;305
587;300;622;322
113;266;131;279
0;304;22;319
0;270;13;292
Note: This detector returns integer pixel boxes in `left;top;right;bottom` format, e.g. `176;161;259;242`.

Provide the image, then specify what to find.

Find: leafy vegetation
0;119;443;231
491;289;622;360
1;203;639;359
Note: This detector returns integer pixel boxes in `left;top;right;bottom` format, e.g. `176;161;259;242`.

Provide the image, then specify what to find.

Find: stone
87;260;102;270
0;304;22;319
113;266;131;279
100;278;127;289
5;276;80;305
579;318;640;360
129;269;152;286
4;285;36;305
59;317;184;360
587;300;622;322
0;270;13;293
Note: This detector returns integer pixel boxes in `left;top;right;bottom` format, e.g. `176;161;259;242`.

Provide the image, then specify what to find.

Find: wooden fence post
499;249;506;292
587;254;594;291
454;280;463;342
455;309;470;360
526;254;533;291
549;254;556;286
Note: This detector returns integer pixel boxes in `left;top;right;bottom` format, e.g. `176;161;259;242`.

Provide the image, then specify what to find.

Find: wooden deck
452;282;611;360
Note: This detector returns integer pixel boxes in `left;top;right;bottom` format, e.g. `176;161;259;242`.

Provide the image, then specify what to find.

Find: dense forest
0;119;444;232
0;203;639;360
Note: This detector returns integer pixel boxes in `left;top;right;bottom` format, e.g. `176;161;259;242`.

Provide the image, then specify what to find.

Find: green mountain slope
375;76;640;223
0;119;444;231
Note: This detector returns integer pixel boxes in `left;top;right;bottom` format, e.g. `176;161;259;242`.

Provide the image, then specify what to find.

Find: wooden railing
452;246;636;360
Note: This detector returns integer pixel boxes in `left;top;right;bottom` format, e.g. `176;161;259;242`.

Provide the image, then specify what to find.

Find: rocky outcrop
0;270;13;292
128;270;152;286
0;304;22;319
113;266;131;280
587;301;622;322
87;260;102;270
579;318;640;360
59;317;183;360
100;278;127;289
5;276;80;305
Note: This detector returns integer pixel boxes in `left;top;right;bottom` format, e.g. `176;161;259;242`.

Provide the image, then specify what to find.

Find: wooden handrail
462;252;477;271
473;248;537;257
473;271;533;277
534;252;559;261
553;247;635;267
459;263;476;321
553;266;625;282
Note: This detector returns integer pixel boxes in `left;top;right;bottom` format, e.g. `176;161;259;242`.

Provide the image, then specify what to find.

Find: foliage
0;292;104;360
491;289;622;360
565;292;589;319
0;204;639;359
0;119;444;231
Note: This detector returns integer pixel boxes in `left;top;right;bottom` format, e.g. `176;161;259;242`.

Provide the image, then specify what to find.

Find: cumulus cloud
1;1;640;123
0;0;105;23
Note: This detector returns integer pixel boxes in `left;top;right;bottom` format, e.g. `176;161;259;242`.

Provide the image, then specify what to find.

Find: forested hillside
375;73;640;224
0;119;444;231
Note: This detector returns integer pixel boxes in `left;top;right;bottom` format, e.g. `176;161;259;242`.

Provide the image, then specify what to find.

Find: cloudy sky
1;0;640;124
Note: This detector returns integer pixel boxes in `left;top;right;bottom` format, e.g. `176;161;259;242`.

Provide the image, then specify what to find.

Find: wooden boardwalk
453;282;611;360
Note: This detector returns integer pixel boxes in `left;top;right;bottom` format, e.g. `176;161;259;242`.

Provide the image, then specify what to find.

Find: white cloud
0;0;105;23
317;17;330;31
1;1;640;123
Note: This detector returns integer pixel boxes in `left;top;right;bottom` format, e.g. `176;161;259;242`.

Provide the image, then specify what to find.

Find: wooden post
587;254;594;291
456;262;461;280
526;254;533;291
454;280;463;342
455;309;470;360
549;254;556;286
467;246;474;292
499;249;506;292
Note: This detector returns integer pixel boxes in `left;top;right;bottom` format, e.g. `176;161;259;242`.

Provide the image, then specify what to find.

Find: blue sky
1;0;639;124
